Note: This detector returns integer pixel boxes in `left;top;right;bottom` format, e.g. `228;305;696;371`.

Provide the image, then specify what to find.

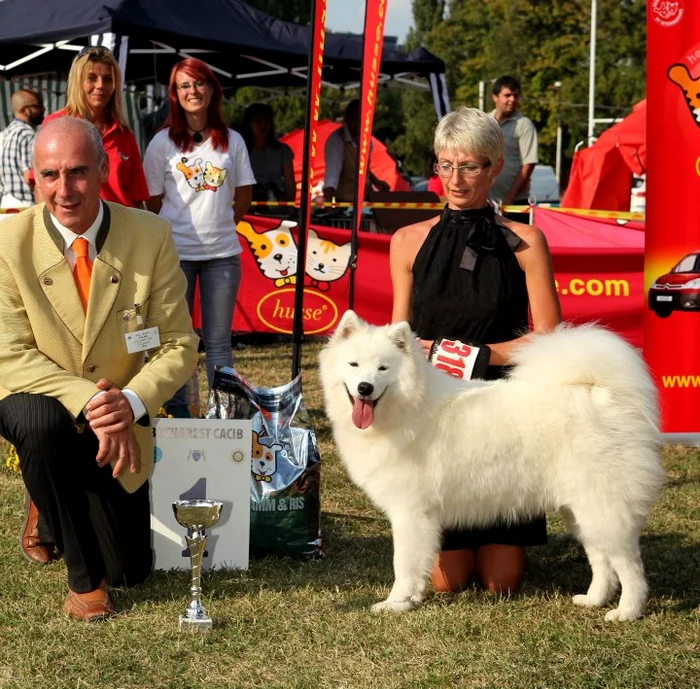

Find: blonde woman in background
40;45;149;207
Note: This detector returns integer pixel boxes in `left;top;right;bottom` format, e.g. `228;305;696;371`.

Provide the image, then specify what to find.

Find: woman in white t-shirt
144;58;255;416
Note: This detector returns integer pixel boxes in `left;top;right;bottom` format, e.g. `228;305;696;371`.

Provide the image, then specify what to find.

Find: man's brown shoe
20;496;55;564
63;582;115;621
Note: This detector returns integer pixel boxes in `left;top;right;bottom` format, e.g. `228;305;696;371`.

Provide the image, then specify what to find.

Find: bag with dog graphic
206;367;322;559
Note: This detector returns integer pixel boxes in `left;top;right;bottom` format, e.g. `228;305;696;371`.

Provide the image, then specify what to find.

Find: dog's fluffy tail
509;324;659;430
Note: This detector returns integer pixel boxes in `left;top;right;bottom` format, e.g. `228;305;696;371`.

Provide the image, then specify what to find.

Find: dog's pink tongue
352;398;375;429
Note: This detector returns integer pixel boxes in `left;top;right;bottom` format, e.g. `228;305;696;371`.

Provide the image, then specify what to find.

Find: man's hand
93;424;141;478
85;378;134;433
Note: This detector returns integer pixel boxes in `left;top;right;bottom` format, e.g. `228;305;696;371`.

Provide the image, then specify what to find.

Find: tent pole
291;0;321;379
587;0;597;143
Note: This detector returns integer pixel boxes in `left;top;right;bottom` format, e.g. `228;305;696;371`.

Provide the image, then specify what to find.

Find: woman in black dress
390;107;561;594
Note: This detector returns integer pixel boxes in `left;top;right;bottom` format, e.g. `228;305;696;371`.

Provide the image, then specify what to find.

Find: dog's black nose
357;381;374;397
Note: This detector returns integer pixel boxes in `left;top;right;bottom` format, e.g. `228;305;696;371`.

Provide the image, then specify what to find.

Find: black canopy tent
0;0;446;96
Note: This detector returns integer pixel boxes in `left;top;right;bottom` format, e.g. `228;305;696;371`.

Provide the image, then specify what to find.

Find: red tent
561;100;646;211
280;120;411;201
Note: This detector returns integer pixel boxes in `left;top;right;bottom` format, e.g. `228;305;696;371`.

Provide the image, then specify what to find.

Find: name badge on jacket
125;326;161;354
122;302;160;353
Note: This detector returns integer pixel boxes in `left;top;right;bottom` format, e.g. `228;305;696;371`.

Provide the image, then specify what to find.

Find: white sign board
151;418;252;571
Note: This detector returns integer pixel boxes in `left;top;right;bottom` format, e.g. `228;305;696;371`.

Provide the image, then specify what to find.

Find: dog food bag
206;366;322;559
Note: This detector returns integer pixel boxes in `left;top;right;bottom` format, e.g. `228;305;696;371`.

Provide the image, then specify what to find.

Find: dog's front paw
604;607;641;622
371;599;416;613
572;594;602;608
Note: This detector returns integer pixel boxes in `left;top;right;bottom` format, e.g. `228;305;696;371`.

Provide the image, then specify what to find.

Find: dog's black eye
378;365;388;371
349;362;358;367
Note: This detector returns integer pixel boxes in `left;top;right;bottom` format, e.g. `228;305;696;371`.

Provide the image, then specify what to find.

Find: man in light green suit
0;117;199;620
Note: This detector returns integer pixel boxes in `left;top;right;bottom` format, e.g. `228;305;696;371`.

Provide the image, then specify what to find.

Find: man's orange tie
72;237;93;311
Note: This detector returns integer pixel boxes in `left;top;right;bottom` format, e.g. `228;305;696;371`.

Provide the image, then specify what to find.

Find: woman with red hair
144;58;255;416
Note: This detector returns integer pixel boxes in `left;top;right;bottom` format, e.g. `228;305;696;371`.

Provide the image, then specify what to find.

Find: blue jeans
170;255;241;406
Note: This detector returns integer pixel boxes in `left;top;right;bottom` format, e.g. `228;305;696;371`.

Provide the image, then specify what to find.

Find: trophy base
179;614;213;631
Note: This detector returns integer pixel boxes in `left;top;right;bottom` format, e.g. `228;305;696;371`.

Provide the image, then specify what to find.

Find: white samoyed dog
319;311;664;621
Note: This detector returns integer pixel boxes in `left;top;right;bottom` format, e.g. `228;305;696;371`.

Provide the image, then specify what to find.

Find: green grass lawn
0;342;698;689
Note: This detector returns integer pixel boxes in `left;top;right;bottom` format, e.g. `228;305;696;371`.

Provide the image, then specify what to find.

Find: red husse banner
645;0;700;436
199;212;645;344
232;216;392;335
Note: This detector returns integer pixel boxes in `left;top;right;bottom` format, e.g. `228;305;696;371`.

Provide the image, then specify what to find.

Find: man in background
489;76;538;207
323;99;389;203
0;88;45;210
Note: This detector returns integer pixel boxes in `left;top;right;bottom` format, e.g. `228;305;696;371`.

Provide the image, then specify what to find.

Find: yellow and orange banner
645;0;700;435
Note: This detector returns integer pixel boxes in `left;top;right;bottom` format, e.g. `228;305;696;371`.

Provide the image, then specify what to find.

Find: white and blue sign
151;418;252;571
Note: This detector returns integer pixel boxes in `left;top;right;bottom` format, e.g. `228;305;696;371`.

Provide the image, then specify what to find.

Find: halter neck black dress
411;205;547;549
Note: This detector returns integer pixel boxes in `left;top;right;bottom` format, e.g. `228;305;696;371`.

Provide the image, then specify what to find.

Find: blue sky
325;0;414;43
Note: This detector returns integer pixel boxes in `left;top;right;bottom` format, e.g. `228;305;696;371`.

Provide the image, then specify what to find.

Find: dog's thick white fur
320;311;664;621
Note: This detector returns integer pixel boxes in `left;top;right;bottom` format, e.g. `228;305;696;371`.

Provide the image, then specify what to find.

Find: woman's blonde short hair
434;107;504;165
65;46;128;129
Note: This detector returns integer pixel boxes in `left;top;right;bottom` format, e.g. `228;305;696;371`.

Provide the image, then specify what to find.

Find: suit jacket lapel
38;208;86;344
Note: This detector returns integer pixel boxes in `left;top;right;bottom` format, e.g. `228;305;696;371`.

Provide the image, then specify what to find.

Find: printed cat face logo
251;431;283;482
305;229;351;291
176;157;204;191
237;220;298;287
203;161;228;191
668;64;700;127
652;0;683;26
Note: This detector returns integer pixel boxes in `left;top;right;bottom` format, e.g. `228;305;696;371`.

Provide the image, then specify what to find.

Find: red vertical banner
353;0;387;239
645;1;700;436
291;0;326;376
302;0;327;234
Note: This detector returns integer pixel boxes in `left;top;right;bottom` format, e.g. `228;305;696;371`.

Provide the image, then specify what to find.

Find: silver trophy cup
172;499;224;630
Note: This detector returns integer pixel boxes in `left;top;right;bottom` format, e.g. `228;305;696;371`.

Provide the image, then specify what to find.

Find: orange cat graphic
305;229;351;291
668;64;700;127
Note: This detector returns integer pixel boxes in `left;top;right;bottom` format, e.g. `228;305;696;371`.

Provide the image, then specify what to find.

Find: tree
223;0;647;186
395;0;647;184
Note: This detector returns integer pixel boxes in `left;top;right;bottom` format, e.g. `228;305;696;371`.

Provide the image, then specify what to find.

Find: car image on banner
648;251;700;318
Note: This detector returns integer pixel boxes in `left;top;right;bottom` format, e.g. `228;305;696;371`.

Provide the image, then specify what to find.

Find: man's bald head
33;117;108;234
34;117;107;171
11;89;44;125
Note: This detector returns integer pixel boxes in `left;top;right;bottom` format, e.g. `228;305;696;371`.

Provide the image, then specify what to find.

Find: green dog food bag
206;367;322;559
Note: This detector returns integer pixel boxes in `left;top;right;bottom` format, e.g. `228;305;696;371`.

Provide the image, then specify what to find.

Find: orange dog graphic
237;220;298;287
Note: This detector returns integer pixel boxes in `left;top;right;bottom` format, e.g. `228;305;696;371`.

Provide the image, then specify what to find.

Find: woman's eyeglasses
434;161;491;179
176;81;208;92
76;45;113;61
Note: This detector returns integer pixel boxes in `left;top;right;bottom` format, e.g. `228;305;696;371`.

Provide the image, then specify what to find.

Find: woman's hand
417;338;434;360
